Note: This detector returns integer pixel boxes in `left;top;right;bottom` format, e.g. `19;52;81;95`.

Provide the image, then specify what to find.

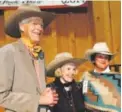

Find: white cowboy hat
46;52;87;77
5;4;56;38
85;42;115;61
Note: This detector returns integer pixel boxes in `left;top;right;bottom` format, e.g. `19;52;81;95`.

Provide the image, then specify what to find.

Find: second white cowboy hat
85;42;115;61
46;52;87;77
5;4;56;38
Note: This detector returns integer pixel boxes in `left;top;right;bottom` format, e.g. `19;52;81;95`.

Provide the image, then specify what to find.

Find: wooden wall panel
56;14;70;52
88;1;121;64
109;1;121;63
0;14;5;47
40;21;58;65
75;13;93;58
89;1;106;42
2;1;120;65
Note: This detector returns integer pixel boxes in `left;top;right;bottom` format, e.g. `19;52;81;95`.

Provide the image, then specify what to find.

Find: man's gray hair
19;17;33;24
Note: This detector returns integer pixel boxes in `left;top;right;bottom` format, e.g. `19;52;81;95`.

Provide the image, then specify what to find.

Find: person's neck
21;36;40;46
94;66;110;73
60;77;73;88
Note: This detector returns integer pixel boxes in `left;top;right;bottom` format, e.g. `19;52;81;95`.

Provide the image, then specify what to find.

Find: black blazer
48;78;85;112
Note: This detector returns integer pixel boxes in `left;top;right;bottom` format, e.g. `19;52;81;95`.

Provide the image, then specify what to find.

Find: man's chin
31;39;40;44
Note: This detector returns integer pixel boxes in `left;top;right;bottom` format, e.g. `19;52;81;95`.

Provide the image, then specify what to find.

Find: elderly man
0;4;58;112
81;42;121;112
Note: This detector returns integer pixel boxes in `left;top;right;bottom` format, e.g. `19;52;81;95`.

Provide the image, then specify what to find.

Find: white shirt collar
94;66;110;73
64;86;72;91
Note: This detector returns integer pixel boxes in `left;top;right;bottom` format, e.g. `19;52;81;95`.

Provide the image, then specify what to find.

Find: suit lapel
14;39;42;93
38;58;46;91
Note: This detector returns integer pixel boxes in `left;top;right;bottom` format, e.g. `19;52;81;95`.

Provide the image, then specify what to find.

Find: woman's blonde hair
54;63;78;77
55;68;62;77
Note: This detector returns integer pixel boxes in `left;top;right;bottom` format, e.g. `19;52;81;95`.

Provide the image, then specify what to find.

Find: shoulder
0;42;16;56
83;70;93;76
107;71;121;75
102;72;121;79
82;71;93;79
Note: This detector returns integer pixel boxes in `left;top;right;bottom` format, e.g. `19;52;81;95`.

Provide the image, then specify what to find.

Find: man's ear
19;23;25;32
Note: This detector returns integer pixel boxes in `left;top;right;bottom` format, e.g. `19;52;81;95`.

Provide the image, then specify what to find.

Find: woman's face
60;63;77;83
94;53;110;72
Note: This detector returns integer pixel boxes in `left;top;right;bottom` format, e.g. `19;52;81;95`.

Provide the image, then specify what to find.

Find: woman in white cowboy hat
0;4;58;112
85;42;115;73
81;42;121;112
47;52;86;112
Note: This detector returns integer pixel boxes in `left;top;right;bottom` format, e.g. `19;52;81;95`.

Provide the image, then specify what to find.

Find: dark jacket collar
54;77;75;89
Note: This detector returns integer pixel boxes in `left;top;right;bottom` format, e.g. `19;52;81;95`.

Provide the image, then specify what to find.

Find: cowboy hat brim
46;58;87;77
85;49;115;61
5;10;56;38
